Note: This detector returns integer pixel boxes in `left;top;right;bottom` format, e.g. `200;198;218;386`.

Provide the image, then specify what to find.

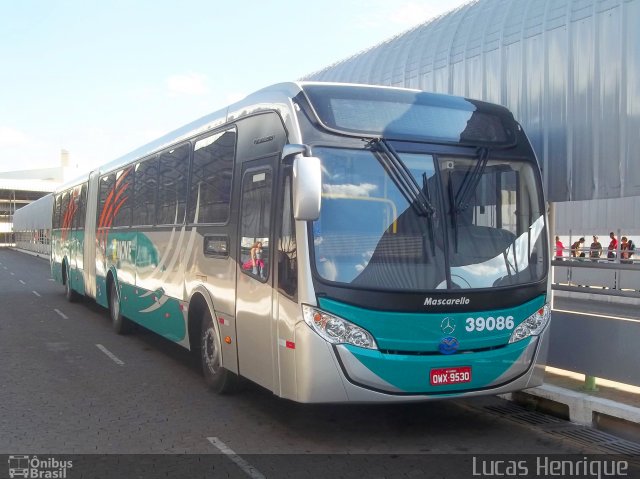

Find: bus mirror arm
281;144;311;163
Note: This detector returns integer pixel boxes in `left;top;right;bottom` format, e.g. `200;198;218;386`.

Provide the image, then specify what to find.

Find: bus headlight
302;305;378;350
509;303;551;343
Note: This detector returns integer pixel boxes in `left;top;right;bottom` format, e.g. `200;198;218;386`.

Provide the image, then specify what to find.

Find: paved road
0;249;633;478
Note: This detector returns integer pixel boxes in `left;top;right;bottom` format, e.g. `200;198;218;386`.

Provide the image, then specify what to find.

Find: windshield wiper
368;138;436;254
369;139;435;217
450;146;490;252
454;146;490;211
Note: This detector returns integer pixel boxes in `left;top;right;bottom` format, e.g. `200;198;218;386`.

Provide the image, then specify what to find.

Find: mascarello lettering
424;296;470;306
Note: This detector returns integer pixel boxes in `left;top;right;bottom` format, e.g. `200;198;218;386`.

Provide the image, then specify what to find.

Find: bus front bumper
293;321;549;403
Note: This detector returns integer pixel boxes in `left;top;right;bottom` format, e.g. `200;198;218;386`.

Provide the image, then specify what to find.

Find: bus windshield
311;146;547;291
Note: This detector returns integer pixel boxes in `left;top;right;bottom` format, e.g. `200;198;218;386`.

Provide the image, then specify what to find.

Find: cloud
0;126;29;147
323;183;379;197
166;72;209;96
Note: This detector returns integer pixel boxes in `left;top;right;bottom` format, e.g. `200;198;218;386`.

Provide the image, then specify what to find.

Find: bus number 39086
465;316;515;332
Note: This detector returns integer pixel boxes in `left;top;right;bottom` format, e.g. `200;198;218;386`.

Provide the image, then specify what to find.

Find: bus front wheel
109;281;131;335
201;310;237;394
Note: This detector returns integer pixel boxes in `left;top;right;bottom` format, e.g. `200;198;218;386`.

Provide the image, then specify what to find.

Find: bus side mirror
292;156;321;221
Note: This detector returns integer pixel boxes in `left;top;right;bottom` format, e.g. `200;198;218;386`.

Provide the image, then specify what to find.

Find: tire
64;262;80;302
201;310;237;393
109;280;131;335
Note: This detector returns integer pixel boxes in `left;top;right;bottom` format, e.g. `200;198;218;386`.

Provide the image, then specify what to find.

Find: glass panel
441;157;546;289
97;173;116;230
278;173;297;298
112;167;133;227
76;184;87;229
303;84;515;145
189;128;236;224
60;191;71;230
240;169;272;280
133;157;158;226
53;194;62;229
71;186;81;229
157;145;189;225
312;147;445;290
311;147;547;291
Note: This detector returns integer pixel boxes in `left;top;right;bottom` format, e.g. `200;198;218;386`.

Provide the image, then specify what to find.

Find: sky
0;0;469;175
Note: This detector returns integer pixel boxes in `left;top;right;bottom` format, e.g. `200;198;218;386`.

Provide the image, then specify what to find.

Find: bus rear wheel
201;310;237;394
109;281;131;335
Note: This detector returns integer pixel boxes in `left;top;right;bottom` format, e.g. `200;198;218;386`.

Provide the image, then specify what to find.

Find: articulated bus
51;82;550;402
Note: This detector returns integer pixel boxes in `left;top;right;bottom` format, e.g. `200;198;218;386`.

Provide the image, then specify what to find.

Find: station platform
511;369;640;438
510;295;640;443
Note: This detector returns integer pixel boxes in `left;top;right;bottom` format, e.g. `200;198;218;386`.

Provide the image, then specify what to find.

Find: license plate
430;366;472;386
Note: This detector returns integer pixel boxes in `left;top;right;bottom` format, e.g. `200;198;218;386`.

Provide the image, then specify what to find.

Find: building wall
554;196;640;238
0;167;63;244
305;0;640;203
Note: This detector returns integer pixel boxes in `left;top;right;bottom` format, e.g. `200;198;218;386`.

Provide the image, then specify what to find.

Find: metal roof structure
12;193;52;231
305;0;640;203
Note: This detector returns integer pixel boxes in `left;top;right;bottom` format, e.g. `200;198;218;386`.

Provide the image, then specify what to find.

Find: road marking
19;280;26;285
54;309;69;319
48;278;55;281
553;308;640;324
10;272;14;276
32;291;41;297
207;437;265;479
96;344;125;366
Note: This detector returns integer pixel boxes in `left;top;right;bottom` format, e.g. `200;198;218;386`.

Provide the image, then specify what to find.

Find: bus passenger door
235;159;276;390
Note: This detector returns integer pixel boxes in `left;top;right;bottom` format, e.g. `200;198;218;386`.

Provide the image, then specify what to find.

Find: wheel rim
203;325;220;375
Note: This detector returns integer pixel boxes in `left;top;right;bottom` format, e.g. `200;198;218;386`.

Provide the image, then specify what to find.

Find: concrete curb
525;384;640;425
11;247;50;261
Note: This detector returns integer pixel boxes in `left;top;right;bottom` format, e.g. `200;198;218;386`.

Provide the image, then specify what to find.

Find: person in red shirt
607;232;618;259
555;236;564;260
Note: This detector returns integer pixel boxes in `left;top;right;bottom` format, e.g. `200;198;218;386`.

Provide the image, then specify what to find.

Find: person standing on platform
571;237;585;258
607;232;618;260
621;236;635;263
589;235;602;260
555;236;564;260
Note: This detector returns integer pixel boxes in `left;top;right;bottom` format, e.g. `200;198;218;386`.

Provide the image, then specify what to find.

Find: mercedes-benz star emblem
441;317;456;335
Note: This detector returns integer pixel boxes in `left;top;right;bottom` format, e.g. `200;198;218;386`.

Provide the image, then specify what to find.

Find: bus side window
77;184;87;229
157;145;189;225
72;184;87;230
278;173;297;299
240;169;272;281
133;156;158;226
53;194;62;229
98;173;116;228
112;167;134;228
60;191;70;229
189;128;236;224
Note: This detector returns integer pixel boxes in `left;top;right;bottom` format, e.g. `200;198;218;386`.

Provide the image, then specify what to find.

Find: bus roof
54;82;517;193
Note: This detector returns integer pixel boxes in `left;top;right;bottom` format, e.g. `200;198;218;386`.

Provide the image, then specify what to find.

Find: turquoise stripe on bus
119;283;186;343
342;337;535;393
318;295;546;352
